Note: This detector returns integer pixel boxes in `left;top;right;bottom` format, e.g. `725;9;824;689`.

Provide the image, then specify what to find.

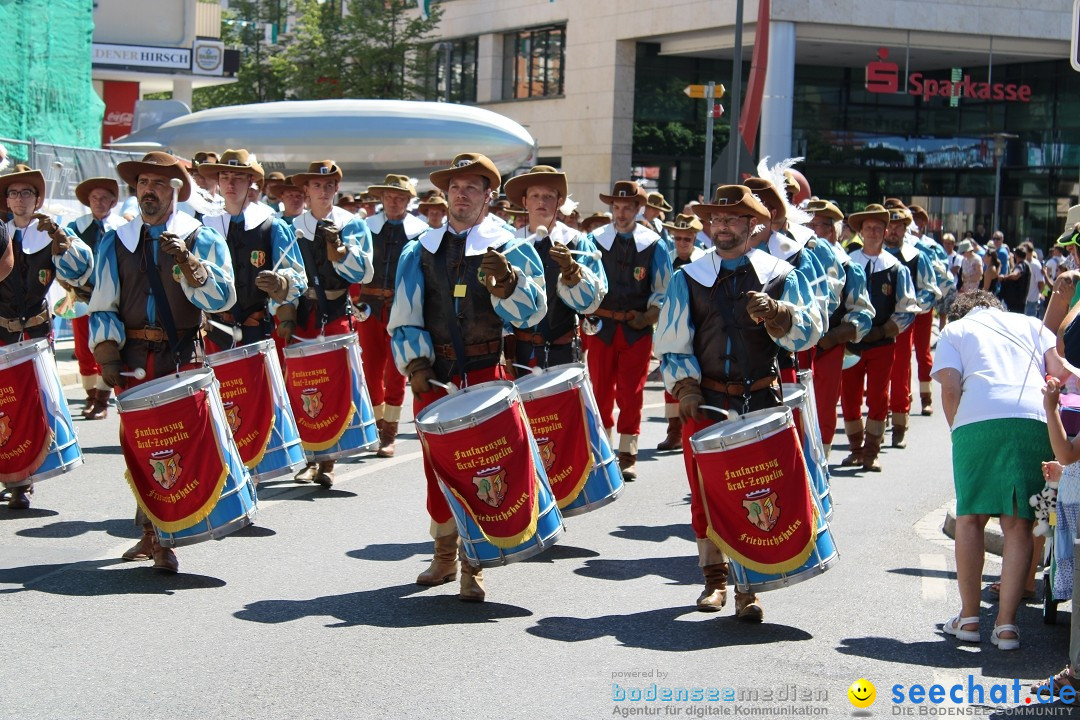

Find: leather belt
513;328;575;346
591;308;634;323
700;375;778;396
434;339;502;359
126;326;200;343
303;287;348;301
0;309;49;333
217;311;266;327
358;287;394;299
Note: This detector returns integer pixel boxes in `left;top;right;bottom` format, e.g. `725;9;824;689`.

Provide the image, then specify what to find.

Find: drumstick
169;177;183;220
270;230;302;273
121;368;147;380
699;405;730;420
565;248;601;259
429;379;459;394
206;317;244;342
44;160;63;215
512;363;541;376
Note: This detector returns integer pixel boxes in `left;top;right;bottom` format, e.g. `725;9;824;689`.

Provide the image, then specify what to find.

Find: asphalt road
1;353;1073;720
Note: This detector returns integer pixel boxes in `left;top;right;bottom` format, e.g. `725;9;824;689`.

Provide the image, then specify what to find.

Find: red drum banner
521;389;593;509
214;352;275;469
421;404;540;548
285;347;355;452
120;390;229;532
0;359;51;484
696;425;818;573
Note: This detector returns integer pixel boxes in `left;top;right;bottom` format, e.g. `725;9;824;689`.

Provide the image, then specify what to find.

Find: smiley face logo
848;678;876;709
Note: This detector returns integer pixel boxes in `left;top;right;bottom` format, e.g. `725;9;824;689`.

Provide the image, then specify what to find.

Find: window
431;36;478;103
504;25;565;100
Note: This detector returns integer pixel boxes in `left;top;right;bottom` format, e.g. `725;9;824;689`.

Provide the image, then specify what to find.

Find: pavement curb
942;500;1006;557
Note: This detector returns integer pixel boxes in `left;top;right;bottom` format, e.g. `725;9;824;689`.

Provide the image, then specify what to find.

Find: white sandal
942;615;980;642
991;624;1020;650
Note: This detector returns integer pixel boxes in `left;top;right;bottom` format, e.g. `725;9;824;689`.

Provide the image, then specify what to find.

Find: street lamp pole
991;132;1018;235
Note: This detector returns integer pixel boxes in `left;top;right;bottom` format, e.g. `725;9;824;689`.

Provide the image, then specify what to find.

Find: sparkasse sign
865;47;1032;103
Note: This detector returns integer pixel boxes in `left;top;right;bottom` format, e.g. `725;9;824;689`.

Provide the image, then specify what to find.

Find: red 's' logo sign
865;47;899;94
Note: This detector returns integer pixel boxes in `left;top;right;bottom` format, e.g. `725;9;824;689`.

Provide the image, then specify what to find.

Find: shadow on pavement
527;606;813;650
79;445;124;455
574;555;700;586
522;544;600;563
260;487;358;502
227;524;277;538
888;567;1007;583
0;559;227;595
15;518;139;540
234;583;532;628
0;508;60;521
346;541;432;562
610;523;695;544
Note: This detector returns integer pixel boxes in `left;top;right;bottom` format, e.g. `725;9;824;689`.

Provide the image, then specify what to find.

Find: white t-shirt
1026;257;1043;303
931;306;1056;429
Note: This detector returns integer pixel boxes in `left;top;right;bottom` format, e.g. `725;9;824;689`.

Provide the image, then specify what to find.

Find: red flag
213;352;276;469
521;388;593;509
285;346;356;452
0;358;52;484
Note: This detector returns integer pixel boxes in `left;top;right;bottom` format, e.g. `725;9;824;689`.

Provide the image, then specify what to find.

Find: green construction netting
0;0;103;148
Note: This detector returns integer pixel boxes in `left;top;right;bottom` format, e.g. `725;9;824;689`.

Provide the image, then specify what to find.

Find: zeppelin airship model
109;99;537;187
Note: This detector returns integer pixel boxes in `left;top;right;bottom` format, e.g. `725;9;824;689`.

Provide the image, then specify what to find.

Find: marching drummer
88;151;237;570
501;165;606;370
287;160;373;487
585;180;672;480
68;177;126;420
196;149;307;355
654;185;821;622
388;152;547;603
0;166;94;510
355;173;429;458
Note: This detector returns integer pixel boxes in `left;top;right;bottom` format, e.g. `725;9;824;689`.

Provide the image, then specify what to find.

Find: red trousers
586;324;652;435
889;325;916;414
71;316;99;377
681;415;717;539
355;312;406;409
911;310;934;384
812;343;844;446
414;364;507;524
841;343;895;424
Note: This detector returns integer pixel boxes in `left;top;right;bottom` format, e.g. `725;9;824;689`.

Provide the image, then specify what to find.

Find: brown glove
93;340;124;389
255;270;290;301
627;306;660;330
406;357;436;396
34;214;70;255
549;243;581;287
817;322;857;351
321;224;347;262
672;377;704;422
882;318;901;339
481;247;517;299
745;291;793;337
275;303;297;343
160;232;208;287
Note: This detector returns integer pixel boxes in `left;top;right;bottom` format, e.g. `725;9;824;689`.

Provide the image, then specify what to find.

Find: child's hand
1045;375;1063;408
1043;460;1064;484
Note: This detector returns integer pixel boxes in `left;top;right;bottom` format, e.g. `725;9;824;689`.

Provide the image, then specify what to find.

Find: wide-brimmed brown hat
805;198;844;222
847;203;891;233
0;166;45;212
599;180;647;206
907;204;929;224
75;177;120;207
490;198;513;212
429;153;501;193
692;185;770;223
337;193;356;206
419;195;448;210
881;197;912;223
367;174;417;198
662;213;703;233
116;151;192;202
743;178;785;219
197;148;265;181
647;191;673;213
292;160;344;186
503;166;566;207
268;176;300;196
506;203;527;217
580;212;611;233
192;151;219;169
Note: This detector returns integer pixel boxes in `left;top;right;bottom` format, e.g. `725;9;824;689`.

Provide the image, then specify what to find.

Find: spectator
981;249;1001;295
991;231;1011;274
956;240;982;294
933;290;1066;652
1021;241;1043;317
998;246;1031;313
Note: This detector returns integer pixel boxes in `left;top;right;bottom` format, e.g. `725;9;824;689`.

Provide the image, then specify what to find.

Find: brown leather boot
920;392;934;416
891;412;908;448
458;547;485;602
697;562;729;611
150;533;178;573
840;432;864;466
618;452;637;480
735;590;763;622
377;421;398;458
862;432;884;472
7;485;31;510
315;460;335;487
416;533;459;585
656;418;683;452
86;389;110;420
80;390;97;418
294;463;318;483
122;523;157;561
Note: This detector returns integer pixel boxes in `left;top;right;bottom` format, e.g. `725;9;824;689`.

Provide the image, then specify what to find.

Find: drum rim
782;385;807;406
516;362;587;401
414;380;519;432
206;338;276;365
116;368;217;411
282;332;358;358
689;406;793;453
0;337;51;369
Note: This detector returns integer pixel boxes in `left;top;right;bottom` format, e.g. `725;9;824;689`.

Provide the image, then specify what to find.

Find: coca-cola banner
102;80;139;145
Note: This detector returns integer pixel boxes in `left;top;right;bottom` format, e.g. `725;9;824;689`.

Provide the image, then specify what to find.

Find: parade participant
356;174;428;457
88;151;236;568
356;192;379;219
490;198;514;224
903;202;953;414
580;212;610;235
270;176;306;227
289;160;374;487
263;171;287;208
585;180;671;479
803;199;874;456
642;191;673;255
418;195;447;229
190;152;219;195
881;202;940;441
388;152;546;602
502;165;606;370
337;193;359;215
195;149;306;353
655;213;704;452
839;205;919;472
67;177;126;420
655;185;821;620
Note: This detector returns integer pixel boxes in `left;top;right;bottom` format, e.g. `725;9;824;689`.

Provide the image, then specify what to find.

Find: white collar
848;248;902;272
419;214;515;256
295;206;356;240
201;202;276;237
7;218;51;254
591;222;660;252
115;211;202;253
515;220;578;246
366;211;428;240
683;247;790;287
767;230;804;262
75;212;126;235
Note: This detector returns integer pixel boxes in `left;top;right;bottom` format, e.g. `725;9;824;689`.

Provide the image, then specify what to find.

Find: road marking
920;553;948;603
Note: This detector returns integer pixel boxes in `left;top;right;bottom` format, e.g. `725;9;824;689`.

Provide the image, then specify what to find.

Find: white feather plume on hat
560;194;578;216
756;155;812;226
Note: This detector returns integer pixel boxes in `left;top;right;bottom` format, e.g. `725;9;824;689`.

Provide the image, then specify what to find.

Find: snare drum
415;381;564;568
0;339;82;488
690;406;837;594
283;333;378;461
783;382;833;520
116;369;257;547
516;364;623;517
207;339;306;483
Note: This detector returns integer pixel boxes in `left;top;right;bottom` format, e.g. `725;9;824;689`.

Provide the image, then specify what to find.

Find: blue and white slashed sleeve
268;218;306;312
332;216;374;284
169;225;236;312
841;261;875;342
655;270;701;393
87;230;125;349
810;239;845;317
493;239;547;328
556;234;606;314
774;269;823;352
387;239;434;375
891;265;920;333
913;250;941;312
53;228;94;285
648;242;673;309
